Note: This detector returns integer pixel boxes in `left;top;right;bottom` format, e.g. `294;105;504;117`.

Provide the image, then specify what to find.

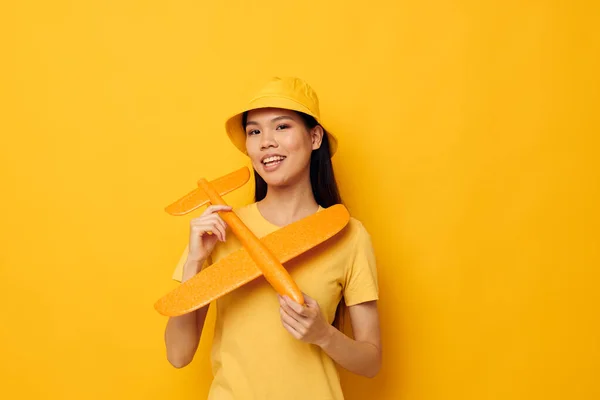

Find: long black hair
242;110;346;329
241;111;343;208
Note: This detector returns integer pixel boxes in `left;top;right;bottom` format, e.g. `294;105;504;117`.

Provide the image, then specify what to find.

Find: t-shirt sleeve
171;245;189;283
343;224;379;306
170;245;211;283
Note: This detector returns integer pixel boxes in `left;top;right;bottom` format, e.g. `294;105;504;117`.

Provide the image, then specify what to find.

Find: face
245;108;323;188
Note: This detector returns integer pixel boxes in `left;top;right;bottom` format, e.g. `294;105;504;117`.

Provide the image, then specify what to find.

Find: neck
258;173;319;227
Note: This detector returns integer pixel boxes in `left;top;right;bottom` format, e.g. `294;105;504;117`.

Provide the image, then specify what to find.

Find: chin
263;176;291;188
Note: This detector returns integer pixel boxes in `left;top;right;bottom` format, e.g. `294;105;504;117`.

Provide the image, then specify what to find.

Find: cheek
245;137;261;163
281;132;313;154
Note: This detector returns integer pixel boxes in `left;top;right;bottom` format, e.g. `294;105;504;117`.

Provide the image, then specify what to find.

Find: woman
165;77;381;399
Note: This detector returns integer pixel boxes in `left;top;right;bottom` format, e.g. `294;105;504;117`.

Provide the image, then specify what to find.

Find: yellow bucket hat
225;77;338;156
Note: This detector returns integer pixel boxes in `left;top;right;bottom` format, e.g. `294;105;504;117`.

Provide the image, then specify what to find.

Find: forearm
318;325;381;378
164;259;209;368
165;310;206;367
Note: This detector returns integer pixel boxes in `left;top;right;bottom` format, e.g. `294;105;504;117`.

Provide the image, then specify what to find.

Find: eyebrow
245;115;295;126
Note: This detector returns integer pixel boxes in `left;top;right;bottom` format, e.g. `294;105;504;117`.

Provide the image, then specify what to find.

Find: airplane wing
165;167;250;216
154;204;350;316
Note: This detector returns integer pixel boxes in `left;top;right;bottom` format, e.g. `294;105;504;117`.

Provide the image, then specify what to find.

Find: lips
261;155;286;166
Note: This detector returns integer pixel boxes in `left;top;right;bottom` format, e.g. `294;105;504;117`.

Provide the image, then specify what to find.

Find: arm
164;204;232;368
320;301;381;377
279;295;382;378
164;259;210;368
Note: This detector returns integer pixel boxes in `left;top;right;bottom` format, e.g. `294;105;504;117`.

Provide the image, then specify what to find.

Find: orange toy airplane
154;167;350;317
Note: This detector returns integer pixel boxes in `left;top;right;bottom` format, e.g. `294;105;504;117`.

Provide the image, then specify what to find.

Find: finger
206;205;232;214
278;296;307;325
204;205;233;216
192;222;224;242
280;308;304;337
283;295;307;316
303;293;318;307
280;319;302;340
278;295;303;316
216;216;228;238
204;215;228;240
195;213;225;225
208;219;226;242
193;216;226;241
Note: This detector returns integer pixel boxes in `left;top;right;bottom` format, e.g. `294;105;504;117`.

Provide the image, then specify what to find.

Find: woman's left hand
278;293;333;347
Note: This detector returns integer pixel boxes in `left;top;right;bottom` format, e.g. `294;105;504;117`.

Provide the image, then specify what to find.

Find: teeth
263;156;285;164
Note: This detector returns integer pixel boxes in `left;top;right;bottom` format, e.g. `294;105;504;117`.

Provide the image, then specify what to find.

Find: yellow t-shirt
171;202;379;400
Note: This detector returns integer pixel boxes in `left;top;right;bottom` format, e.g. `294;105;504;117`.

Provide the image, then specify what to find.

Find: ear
310;125;324;150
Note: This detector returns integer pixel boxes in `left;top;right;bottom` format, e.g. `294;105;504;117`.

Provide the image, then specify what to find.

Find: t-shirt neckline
252;202;323;230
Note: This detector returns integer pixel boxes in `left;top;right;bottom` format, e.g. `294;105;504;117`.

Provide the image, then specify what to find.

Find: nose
259;129;278;150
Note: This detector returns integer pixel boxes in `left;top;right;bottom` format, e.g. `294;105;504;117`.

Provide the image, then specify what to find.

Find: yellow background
1;1;599;399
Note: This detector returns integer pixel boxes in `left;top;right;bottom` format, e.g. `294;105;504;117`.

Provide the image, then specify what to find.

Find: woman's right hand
187;205;232;263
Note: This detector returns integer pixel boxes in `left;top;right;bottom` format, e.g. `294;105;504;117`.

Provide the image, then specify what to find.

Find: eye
276;124;290;130
246;129;260;136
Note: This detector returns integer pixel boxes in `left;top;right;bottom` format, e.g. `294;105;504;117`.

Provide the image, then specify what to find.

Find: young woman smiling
165;77;381;399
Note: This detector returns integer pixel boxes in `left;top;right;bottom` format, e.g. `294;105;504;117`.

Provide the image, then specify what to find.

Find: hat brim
225;95;338;156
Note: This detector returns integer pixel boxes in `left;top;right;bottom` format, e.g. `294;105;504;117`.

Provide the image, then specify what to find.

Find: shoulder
340;214;379;300
347;216;367;231
345;216;372;243
322;211;373;254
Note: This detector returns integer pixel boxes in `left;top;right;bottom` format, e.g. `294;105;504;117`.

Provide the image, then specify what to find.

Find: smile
262;155;286;167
